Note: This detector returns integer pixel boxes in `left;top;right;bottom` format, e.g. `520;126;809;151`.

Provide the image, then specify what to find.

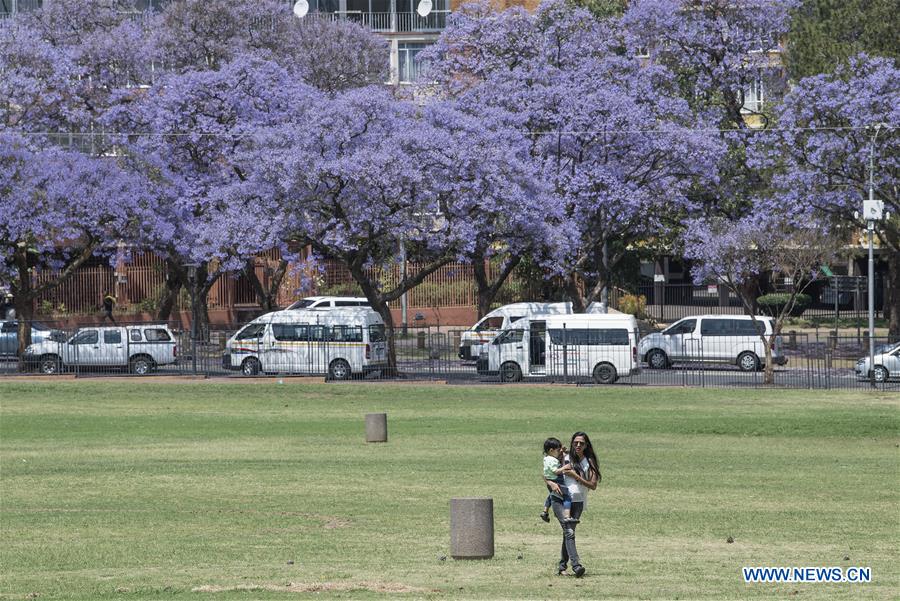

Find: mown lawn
0;381;897;600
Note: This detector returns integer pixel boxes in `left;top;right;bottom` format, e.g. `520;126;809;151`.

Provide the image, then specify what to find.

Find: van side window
104;330;122;344
368;324;386;342
273;324;304;341
331;326;363;342
235;323;266;340
665;319;696;336
497;329;524;344
549;329;629;345
509;316;525;323
144;329;172;342
700;319;732;336
733;320;766;336
130;329;143;342
335;301;362;307
476;317;504;331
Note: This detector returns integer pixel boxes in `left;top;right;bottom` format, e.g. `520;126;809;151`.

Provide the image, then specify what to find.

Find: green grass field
1;381;898;600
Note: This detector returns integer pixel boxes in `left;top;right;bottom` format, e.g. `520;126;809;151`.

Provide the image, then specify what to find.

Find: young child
540;437;579;524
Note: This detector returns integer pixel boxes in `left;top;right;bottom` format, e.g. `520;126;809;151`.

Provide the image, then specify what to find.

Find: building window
398;42;429;84
0;0;42;16
742;76;764;113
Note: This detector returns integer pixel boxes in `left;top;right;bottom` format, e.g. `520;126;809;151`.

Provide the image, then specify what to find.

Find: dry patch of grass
192;580;436;594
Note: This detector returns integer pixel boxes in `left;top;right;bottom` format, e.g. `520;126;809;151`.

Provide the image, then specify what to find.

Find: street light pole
864;124;885;387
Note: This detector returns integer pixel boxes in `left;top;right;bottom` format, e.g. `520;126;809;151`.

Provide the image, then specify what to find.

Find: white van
458;302;606;360
286;296;370;310
637;314;787;371
477;313;640;384
223;308;387;379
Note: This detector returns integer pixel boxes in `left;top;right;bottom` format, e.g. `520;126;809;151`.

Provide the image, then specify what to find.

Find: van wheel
329;359;351;381
593;362;618;384
39;354;61;375
737;351;760;372
646;349;669;369
129;356;155;375
500;362;522;383
873;366;888;383
241;357;261;376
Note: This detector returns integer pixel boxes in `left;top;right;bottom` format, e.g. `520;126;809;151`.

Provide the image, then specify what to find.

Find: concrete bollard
365;413;387;443
788;330;797;350
450;497;494;559
417;331;427;349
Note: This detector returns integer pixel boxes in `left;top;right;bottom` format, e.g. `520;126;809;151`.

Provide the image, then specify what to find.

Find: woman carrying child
546;431;600;578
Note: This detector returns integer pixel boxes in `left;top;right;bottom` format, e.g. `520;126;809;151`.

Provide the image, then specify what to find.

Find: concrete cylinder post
365;413;387;443
450;497;494;559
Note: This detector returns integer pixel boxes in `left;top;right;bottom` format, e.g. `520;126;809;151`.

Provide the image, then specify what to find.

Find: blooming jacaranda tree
106;56;315;334
0;133;153;354
683;212;844;383
425;0;722;311
141;0;390;314
242;84;548;372
764;55;900;334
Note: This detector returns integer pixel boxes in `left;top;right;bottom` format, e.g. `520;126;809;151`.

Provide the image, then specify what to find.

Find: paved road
2;356;896;391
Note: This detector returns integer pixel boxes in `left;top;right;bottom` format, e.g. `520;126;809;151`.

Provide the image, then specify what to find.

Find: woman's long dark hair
570;431;600;483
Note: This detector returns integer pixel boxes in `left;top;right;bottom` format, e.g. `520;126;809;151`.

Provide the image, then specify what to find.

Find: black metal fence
634;280;885;325
1;319;897;391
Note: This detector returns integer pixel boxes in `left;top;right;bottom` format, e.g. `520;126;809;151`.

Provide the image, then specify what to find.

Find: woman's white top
563;455;592;506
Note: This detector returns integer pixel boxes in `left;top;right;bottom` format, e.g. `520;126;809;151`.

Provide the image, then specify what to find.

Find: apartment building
0;0;449;85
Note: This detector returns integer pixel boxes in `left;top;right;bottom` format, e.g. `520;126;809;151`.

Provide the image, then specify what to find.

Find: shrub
618;293;649;319
757;293;811;317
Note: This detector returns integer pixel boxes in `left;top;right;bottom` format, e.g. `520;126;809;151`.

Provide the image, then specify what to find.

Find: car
285;296;370;310
22;325;178;375
0;320;64;357
855;342;900;382
637;314;787;371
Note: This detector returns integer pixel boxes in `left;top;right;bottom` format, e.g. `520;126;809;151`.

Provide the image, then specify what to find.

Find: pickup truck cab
23;325;178;375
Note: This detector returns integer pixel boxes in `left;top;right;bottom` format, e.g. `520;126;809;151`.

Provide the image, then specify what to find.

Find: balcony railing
324;10;449;33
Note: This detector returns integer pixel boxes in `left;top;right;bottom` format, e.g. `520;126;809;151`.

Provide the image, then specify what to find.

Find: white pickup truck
23;325;178;375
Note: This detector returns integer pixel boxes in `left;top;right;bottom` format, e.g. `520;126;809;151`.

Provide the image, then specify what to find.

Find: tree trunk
763;337;775;385
566;273;586;312
887;251;899;337
156;258;184;321
244;257;289;312
195;266;219;342
352;273;398;377
473;255;521;319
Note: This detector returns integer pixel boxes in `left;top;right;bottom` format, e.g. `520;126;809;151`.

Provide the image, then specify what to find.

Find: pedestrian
0;292;14;319
546;431;600;578
102;292;117;324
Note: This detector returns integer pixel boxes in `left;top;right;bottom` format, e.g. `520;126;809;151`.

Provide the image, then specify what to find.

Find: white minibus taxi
285;296;370;310
458;301;606;360
477;313;641;384
223;308;387;379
